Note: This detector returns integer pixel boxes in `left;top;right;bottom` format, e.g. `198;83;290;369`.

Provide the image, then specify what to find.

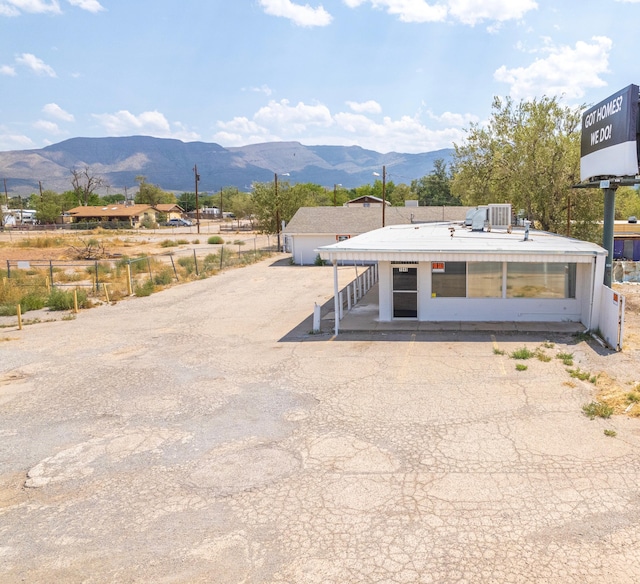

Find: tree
177;192;197;212
33;190;63;224
71;166;106;206
251;178;312;234
451;95;602;241
229;191;255;224
411;159;460;206
134;176;176;206
615;186;640;220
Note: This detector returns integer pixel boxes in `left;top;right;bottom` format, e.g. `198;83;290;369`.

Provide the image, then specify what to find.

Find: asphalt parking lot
1;258;640;583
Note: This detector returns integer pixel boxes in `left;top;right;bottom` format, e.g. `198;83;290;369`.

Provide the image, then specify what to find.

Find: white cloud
258;0;332;27
16;53;57;77
342;0;536;24
0;131;35;150
0;64;16;75
0;0;61;15
67;0;104;12
33;119;62;134
429;110;479;126
213;98;471;153
447;0;537;26
494;36;612;100
42;102;75;122
245;84;273;96
92;110;201;141
347;100;382;114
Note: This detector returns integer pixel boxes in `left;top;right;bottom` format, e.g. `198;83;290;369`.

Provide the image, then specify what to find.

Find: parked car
165;218;193;227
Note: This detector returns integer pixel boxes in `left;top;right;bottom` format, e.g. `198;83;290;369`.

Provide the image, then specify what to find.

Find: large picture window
468;262;502;298
432;261;466;297
506;263;576;299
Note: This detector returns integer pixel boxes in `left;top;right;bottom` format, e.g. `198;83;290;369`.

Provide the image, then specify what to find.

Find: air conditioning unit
488;204;511;229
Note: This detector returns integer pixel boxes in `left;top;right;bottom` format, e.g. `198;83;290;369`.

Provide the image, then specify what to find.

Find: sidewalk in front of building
327;282;586;334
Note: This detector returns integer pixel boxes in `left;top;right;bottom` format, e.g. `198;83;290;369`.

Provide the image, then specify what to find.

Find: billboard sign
580;84;639;181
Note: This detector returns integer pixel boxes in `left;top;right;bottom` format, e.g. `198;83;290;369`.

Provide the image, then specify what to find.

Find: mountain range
0;136;454;197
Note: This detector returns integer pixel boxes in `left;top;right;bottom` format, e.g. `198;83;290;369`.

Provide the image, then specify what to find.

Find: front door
393;266;417;318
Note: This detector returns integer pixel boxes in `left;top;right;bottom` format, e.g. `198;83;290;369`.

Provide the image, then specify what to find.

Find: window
506;263;576;299
432;261;466;297
468;262;502;298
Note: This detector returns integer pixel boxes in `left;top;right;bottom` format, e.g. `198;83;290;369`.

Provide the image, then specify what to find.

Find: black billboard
580;84;639;182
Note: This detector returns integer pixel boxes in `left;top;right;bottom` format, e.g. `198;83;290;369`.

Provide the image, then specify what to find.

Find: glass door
393;266;418;318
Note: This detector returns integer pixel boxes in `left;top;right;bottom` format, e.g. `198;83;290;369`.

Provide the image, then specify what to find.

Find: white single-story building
284;206;474;265
317;221;611;334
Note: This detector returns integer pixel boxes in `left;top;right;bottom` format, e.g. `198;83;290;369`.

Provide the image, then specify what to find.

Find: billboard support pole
602;187;616;287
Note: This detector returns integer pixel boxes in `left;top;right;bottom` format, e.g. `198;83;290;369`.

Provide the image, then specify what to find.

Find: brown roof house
283;205;474;265
67;204;159;227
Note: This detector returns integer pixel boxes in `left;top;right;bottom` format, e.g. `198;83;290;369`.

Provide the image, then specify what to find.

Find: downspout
587;255;597;331
333;259;340;336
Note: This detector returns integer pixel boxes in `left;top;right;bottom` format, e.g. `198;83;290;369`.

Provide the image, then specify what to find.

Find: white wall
377;259;597;324
290;235;339;265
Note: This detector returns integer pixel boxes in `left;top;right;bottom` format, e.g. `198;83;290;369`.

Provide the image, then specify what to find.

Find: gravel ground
1;257;640;583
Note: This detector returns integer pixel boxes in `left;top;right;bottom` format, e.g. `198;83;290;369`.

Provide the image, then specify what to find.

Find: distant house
344;195;391;208
67;204;159;227
283;206;473;265
155;204;185;220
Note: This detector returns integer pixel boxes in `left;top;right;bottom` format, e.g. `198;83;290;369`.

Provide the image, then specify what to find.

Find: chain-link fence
1;236;277;315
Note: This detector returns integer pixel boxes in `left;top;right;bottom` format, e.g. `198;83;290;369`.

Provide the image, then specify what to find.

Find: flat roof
317;222;607;263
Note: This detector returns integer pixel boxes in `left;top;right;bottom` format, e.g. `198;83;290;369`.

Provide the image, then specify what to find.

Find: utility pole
3;178;8;205
220;187;223;220
382;165;386;227
38;181;43;199
275;173;280;253
194;165;200;234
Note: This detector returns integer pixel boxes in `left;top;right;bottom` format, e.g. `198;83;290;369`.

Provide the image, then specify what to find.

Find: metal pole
275;173;280;253
194;165;200;234
382;165;386;227
333;260;340;336
602;187;616;287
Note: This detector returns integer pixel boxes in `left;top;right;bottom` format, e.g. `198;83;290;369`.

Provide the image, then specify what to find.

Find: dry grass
588;372;640;418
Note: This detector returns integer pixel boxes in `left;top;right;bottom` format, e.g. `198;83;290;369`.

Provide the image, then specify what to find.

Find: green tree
615;186;640;220
411;159;460;206
451;95;602;241
229;191;255;223
252;178;312;234
33;190;63;224
177;192;197;212
134;176;176;206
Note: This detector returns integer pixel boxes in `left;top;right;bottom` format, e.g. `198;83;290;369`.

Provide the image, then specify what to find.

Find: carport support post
333;259;340;335
602;187;616;287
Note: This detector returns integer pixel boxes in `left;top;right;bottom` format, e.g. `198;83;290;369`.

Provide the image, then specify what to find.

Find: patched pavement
1;259;640;583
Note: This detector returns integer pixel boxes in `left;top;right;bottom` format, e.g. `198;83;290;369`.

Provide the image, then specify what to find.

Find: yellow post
45;276;51;293
104;283;110;303
17;304;22;330
126;264;133;296
73;289;78;313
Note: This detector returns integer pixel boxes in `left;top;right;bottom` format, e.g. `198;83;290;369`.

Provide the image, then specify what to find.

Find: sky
1;0;639;154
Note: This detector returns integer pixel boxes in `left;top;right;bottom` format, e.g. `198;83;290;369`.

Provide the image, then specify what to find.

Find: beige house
67;204;159;227
344;195;391;208
155;204;185;220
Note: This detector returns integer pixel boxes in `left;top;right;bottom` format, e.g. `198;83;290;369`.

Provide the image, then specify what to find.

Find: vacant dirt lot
1;249;640;583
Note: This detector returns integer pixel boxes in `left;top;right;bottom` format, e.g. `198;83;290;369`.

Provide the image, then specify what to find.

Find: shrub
510;346;534;360
134;279;155;297
177;256;196;275
556;352;574;366
208;236;224;245
153;269;174;286
582;401;614;419
515;363;528;371
314;254;326;266
47;287;88;311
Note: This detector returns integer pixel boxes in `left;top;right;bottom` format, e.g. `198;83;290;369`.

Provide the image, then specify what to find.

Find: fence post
94;260;99;292
219;246;224;270
73;289;78;313
170;254;178;281
126;262;133;296
193;249;199;276
347;283;352;311
146;257;152;282
104;283;110;303
49;260;54;288
6;260;10;279
339;291;344;319
17;304;22;330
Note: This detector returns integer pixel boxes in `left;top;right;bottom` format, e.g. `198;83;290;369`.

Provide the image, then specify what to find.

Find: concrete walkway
333;282;586;334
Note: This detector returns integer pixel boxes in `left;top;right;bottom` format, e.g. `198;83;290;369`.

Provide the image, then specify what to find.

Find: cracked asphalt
1;258;640;583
